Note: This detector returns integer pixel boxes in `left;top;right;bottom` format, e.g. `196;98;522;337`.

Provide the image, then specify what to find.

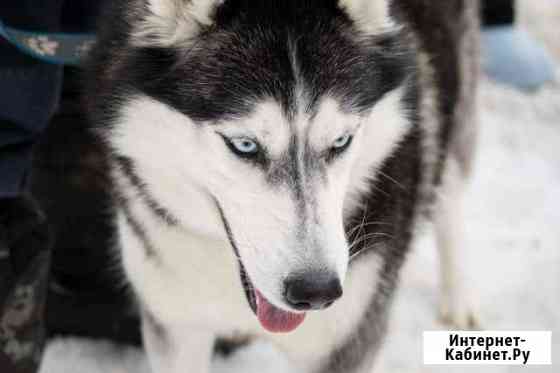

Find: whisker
348;232;394;252
377;170;407;191
346;220;392;237
349;240;390;262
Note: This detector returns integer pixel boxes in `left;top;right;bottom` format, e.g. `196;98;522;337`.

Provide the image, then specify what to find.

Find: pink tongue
256;291;306;333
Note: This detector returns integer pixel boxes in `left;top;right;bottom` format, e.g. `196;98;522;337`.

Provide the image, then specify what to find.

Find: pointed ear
338;0;395;34
133;0;223;46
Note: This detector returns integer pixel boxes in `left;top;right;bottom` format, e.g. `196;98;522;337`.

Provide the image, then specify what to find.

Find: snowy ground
40;3;560;373
376;78;560;373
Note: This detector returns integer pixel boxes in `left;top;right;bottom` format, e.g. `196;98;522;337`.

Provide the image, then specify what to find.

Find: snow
40;2;560;372
375;79;560;373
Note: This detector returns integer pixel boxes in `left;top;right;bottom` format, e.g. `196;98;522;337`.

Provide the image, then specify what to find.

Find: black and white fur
86;0;479;372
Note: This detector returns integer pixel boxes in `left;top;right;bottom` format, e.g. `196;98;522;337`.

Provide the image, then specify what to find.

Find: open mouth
214;198;306;333
238;264;306;333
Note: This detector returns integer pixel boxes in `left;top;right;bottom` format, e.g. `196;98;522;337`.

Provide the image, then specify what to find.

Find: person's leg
0;0;64;198
481;0;555;91
482;0;515;26
0;196;52;373
0;1;63;372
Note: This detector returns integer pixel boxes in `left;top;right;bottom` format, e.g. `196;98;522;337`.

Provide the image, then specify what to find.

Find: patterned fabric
0;21;95;66
0;196;52;373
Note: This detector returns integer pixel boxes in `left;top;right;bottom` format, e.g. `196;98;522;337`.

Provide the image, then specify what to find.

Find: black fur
31;69;142;345
85;0;412;127
83;0;479;371
116;189;159;259
395;0;476;186
213;197;257;313
114;155;180;226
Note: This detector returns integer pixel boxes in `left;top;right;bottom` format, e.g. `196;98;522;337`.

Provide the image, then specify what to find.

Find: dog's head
107;0;414;332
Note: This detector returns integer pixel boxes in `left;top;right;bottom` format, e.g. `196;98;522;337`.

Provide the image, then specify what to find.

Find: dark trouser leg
0;197;52;373
482;0;515;26
0;61;62;199
0;0;64;198
0;1;63;372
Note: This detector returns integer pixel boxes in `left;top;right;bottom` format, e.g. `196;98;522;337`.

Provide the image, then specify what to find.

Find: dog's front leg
435;158;479;329
142;312;214;373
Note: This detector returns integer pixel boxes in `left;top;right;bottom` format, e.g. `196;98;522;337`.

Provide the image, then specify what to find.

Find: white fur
268;251;382;371
143;317;215;373
434;158;479;329
40;337;300;373
110;76;409;372
344;87;412;214
116;178;382;372
133;0;223;46
338;0;396;34
134;0;395;46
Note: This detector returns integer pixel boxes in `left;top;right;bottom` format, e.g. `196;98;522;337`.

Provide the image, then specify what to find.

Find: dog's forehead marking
216;100;291;156
220;98;358;157
237;98;359;168
307;97;362;149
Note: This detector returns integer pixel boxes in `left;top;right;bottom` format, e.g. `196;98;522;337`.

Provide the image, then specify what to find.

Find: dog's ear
338;0;395;34
133;0;223;46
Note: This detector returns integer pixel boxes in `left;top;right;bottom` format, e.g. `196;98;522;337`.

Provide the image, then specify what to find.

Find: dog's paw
438;298;481;330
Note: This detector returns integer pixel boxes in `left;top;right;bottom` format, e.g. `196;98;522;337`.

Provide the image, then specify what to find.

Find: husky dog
86;0;479;372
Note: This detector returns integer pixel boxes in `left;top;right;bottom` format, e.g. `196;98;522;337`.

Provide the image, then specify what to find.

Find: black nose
284;272;343;311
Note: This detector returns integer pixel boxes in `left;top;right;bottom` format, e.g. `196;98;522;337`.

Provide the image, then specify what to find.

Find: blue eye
231;138;258;154
217;132;264;163
333;134;352;150
326;134;353;162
